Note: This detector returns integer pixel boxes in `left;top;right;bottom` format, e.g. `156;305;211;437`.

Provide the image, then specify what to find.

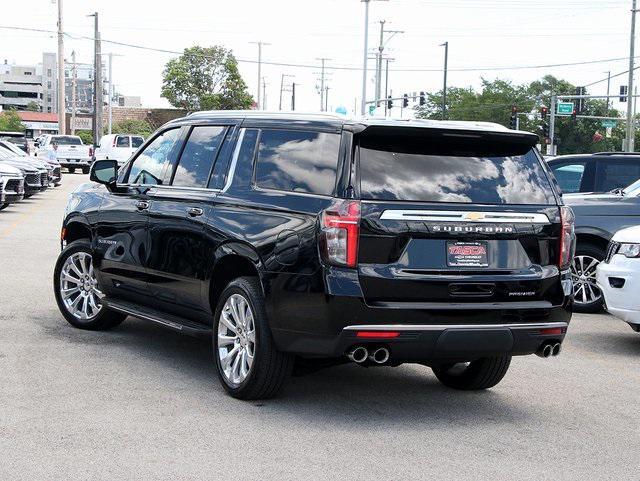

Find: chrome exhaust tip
368;347;390;364
347;346;368;363
536;343;553;358
552;343;561;356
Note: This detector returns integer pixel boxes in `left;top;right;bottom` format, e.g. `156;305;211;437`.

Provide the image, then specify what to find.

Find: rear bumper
266;268;572;359
59;160;91;167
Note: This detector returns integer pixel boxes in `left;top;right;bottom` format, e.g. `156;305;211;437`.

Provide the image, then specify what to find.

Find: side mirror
90;159;118;188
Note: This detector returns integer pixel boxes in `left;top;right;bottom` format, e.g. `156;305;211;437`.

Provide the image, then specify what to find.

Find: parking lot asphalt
1;174;639;481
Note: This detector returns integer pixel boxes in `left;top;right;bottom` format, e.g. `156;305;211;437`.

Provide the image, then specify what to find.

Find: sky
0;0;635;114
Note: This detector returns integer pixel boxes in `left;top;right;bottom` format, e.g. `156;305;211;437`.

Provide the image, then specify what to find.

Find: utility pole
250;41;269;110
626;0;637;152
605;70;612;114
360;0;371;116
549;94;557;155
70;50;77;135
108;52;113;134
325;86;330;112
90;12;102;147
384;57;393;117
440;41;449;120
375;21;403;108
56;0;65;134
317;58;330;112
278;74;293;111
261;77;267;110
291;82;296;111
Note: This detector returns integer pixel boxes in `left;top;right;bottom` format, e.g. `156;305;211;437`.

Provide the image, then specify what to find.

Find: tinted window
551;163;586;194
255;130;340;195
596;160;640;192
53;136;82;146
127;128;182;185
172;126;227;188
116;136;130;148
359;140;556;204
132;137;144;148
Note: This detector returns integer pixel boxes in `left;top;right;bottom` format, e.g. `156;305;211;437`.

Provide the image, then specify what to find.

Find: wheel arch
208;242;266;313
63;217;92;245
575;229;610;252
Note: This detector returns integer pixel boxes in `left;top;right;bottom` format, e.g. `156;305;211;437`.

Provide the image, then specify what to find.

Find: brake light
320;199;360;268
113;137;117;147
61;227;66;241
558;206;575;269
89;147;94;157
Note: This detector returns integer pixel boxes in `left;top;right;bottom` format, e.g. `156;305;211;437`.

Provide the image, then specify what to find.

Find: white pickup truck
37;135;93;174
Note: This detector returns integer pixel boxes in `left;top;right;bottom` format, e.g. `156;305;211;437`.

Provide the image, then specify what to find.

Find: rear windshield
358;133;556;205
53;136;82;146
132;137;144;148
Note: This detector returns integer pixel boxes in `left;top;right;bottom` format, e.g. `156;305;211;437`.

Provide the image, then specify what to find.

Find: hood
564;192;640;216
612;225;640;243
0;163;22;176
0;159;38;174
0;156;48;171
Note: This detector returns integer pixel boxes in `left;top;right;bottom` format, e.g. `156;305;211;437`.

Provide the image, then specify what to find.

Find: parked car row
0;138;62;211
547;153;640;332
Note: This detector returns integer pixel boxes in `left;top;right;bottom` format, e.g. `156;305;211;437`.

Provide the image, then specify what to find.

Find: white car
36;135;93;174
94;134;145;166
596;225;640;332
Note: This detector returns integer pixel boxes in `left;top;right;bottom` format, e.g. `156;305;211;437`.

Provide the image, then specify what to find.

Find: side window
131;136;144;148
171;126;227;188
116;136;130;148
596;160;640;192
551;163;586;194
254;129;340;195
127;128;182;185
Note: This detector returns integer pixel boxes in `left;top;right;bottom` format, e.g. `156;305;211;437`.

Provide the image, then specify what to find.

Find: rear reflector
539;327;562;336
356;331;400;339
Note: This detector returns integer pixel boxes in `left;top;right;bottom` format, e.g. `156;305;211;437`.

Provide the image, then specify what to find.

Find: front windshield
623;178;640;196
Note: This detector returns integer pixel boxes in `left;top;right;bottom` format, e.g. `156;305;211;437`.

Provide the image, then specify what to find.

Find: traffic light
419;91;426;106
509;106;518;129
387;96;393;110
540;106;548;119
402;94;409;108
542;120;550;139
620;85;628;103
571;108;577;121
575;86;586;113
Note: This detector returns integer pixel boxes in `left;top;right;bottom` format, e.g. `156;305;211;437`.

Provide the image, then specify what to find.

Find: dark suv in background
54;113;574;400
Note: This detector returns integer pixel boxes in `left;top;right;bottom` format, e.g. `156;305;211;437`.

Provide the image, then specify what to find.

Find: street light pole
440;41;448;120
626;0;637;152
605;70;611;115
250;41;269;110
360;0;370;116
56;0;65;134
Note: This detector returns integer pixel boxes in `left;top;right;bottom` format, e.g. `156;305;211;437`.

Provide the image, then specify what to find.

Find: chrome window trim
222;128;246;193
146;184;221;197
379;209;550;224
343;322;568;332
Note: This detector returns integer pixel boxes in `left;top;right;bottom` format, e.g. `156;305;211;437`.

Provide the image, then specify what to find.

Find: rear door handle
187;207;204;217
136;200;150;211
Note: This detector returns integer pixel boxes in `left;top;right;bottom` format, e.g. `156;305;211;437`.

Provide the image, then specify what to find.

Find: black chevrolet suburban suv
54;112;574;399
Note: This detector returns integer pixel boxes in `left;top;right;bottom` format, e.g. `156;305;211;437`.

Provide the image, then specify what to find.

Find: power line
0;24;637;74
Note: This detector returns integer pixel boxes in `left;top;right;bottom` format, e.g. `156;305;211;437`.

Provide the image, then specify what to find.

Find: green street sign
601;119;617;129
557;102;575;115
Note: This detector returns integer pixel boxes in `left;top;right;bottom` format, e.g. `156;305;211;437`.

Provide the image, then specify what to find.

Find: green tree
161;46;254;111
26;101;40;112
0;110;26;132
77;130;93;145
109;119;154;137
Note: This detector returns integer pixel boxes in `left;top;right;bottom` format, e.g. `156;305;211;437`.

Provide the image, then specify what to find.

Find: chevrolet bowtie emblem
465;212;485;221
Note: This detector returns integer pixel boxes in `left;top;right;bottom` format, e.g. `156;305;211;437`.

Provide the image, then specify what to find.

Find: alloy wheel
59;252;103;320
217;294;256;386
570;255;602;305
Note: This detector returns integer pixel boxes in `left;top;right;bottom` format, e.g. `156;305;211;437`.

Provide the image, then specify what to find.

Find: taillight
89;147;94;157
558;206;575;269
320;200;360;268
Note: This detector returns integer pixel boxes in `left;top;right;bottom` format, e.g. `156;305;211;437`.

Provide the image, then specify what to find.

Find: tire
68;167;76;173
0;203;8;211
213;277;294;400
432;355;512;390
571;243;605;313
82;166;90;174
53;239;126;330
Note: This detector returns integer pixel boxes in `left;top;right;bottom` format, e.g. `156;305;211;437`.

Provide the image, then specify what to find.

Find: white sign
22;121;58;131
71;117;93;130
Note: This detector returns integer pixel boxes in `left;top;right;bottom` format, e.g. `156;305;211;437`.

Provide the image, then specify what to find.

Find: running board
101;298;212;338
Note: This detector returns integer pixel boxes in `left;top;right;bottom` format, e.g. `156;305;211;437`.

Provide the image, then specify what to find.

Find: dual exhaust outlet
536;341;562;358
347;345;390;365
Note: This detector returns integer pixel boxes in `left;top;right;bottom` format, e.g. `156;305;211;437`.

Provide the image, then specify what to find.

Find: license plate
447;241;489;267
